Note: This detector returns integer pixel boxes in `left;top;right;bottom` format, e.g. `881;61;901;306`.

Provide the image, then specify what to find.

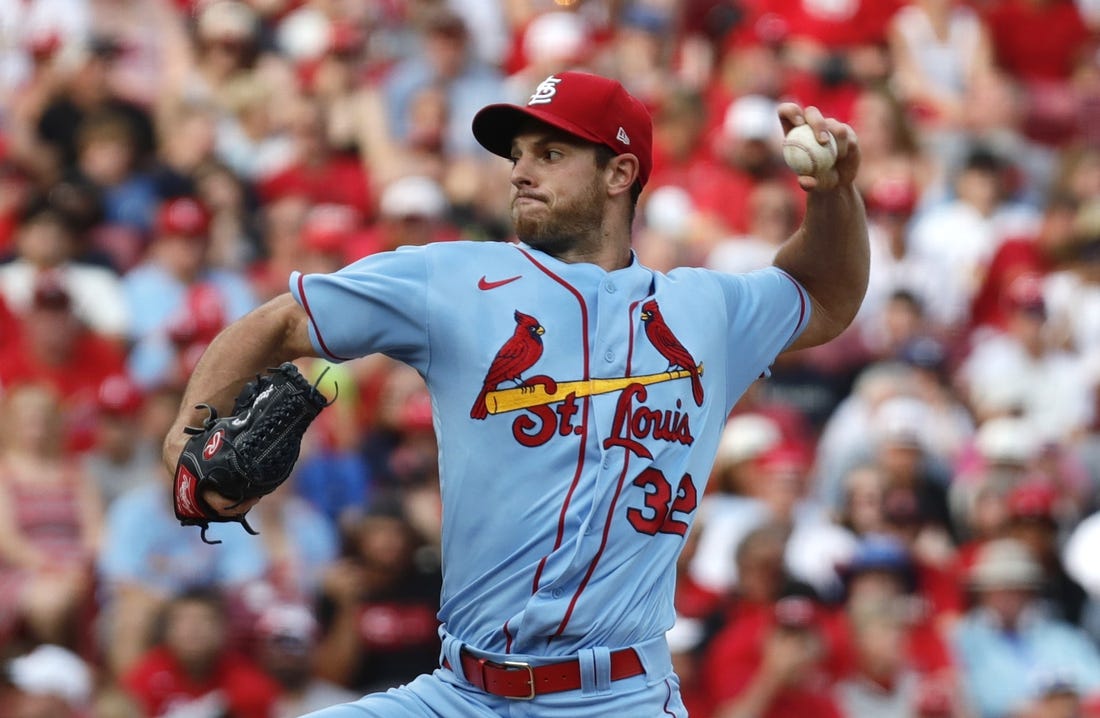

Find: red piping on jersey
555;432;632;636
296;274;354;362
515;248;591;599
503;619;513;653
552;299;644;636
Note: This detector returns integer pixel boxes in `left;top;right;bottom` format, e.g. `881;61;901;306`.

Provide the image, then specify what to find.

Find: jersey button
604;350;614;362
605;282;616;293
552;588;563;598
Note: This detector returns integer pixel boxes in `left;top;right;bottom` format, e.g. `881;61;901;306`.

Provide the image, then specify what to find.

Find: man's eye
546;150;563;160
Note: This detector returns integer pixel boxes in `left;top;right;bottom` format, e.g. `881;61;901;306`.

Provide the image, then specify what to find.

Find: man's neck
552;242;633;272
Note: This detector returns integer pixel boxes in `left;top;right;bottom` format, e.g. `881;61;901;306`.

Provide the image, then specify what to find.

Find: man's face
508;125;608;256
164;599;226;670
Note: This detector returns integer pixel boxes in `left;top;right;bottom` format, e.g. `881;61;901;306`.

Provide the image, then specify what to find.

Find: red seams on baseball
782;123;836;177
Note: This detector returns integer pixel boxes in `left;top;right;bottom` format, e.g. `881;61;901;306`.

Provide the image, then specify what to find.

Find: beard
512;176;606;256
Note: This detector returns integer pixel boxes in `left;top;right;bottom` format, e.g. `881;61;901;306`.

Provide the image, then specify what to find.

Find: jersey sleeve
289;246;430;368
715;266;811;398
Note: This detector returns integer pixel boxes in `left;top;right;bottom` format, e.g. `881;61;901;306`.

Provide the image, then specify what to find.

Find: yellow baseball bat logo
483;364;704;415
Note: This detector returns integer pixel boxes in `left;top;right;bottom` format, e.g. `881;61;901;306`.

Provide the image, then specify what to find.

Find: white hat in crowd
197;0;258;41
872;395;930;450
968;538;1044;591
380;176;448;220
974;416;1040;466
522;11;588;66
723;95;782;144
716;413;782;465
6;644;93;708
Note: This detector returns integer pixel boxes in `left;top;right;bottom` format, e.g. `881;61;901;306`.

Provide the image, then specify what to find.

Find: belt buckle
500;660;536;700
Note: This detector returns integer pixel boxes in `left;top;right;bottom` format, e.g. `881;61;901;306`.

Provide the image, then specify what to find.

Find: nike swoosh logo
478;275;522;290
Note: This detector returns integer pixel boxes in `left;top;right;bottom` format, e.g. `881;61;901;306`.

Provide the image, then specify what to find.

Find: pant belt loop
440;632;467;683
577;647;613;695
593;646;613;693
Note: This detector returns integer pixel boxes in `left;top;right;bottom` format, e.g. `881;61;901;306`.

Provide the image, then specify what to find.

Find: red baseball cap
472;71;653;188
1006;480;1057;522
157;197;210;238
96;373;144;416
301;204;358;253
772;595;818;630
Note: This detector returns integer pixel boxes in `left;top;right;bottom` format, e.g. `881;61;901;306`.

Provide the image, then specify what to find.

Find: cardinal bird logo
641;299;704;406
470;310;546;419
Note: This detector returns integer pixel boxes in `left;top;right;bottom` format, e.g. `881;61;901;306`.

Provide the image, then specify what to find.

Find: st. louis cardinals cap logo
472;70;654;187
528;75;562;105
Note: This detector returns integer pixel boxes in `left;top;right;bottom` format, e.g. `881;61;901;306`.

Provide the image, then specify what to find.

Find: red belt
446;647;644;700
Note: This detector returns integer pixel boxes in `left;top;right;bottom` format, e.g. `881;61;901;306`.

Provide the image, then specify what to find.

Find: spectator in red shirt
984;0;1092;83
257;98;374;220
705;594;845;718
835;534;957;681
983;0;1093;145
970;194;1081;333
122;586;280;718
0;274;127;451
690;94;789;237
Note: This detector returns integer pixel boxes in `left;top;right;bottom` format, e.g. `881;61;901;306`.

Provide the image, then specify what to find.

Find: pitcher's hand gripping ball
782;123;837;178
172;362;333;543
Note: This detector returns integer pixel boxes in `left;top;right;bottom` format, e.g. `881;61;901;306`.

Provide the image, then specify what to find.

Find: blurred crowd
0;0;1099;716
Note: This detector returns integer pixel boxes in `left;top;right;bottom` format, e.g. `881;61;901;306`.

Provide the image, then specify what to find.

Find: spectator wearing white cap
690;413;859;601
502;11;590;108
255;603;357;718
343;175;458;262
951;538;1100;718
958;273;1094;443
3;643;92;718
163;0;259;114
812;361;919;511
868;396;957;549
691;94;793;238
688;413;783;595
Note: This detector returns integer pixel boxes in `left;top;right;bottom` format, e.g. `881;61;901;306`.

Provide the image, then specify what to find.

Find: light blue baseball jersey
289;240;809;659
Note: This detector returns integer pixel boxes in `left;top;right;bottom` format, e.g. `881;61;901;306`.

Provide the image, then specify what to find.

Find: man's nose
510;155;535;188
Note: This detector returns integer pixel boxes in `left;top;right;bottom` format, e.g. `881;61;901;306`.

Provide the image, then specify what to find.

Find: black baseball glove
173;362;334;543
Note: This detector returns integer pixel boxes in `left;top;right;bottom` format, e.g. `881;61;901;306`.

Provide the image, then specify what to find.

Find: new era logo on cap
472;71;653;187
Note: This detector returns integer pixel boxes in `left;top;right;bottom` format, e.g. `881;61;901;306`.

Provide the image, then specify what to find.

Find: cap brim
472;103;607;160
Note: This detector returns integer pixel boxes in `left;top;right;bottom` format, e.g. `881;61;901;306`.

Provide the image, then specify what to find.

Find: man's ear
605;154;641;197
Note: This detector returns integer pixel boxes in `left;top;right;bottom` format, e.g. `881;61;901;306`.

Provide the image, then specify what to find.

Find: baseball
782;123;837;177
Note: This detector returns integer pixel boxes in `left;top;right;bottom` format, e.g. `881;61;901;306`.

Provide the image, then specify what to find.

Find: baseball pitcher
163;71;868;716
